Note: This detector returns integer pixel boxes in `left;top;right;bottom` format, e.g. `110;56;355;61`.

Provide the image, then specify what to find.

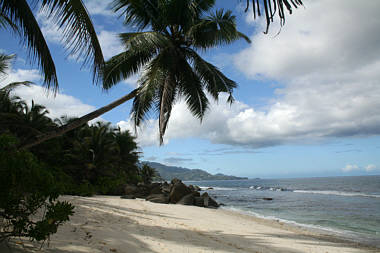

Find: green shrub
0;134;74;242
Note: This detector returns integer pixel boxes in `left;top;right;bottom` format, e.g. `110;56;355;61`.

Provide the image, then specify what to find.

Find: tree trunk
20;88;138;149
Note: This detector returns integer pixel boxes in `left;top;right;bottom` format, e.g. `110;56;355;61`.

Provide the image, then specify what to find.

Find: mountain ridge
144;161;248;181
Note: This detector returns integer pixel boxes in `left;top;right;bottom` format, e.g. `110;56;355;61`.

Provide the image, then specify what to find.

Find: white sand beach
2;196;378;253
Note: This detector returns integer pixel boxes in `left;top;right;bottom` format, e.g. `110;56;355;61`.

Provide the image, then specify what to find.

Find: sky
1;0;380;178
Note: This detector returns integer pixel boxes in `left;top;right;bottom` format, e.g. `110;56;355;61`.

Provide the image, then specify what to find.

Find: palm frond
243;0;304;34
148;48;180;145
185;48;236;100
164;0;213;31
0;81;33;92
112;0;160;30
131;59;164;128
157;72;177;145
0;0;58;91
118;31;168;50
0;11;17;30
176;55;209;121
0;53;14;76
40;0;104;83
189;9;251;49
103;32;169;89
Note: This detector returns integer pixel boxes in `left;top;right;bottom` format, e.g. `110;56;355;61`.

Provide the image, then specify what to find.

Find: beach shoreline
2;195;378;253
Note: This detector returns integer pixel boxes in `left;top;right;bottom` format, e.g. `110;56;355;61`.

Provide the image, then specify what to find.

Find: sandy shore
2;196;378;253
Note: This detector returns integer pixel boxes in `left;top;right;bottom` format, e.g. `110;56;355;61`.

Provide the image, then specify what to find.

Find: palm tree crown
103;0;251;144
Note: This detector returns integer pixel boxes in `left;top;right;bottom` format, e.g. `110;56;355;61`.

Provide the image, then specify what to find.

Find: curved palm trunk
20;89;138;150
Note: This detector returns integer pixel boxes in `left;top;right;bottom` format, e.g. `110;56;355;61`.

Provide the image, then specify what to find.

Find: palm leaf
176;54;209;121
0;0;58;91
103;32;169;89
185;48;236;100
131;59;164;128
189;9;251;49
243;0;304;34
0;11;17;30
0;53;14;76
112;0;160;30
40;0;104;83
0;81;33;92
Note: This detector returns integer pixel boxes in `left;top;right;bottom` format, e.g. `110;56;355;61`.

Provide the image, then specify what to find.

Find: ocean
186;175;380;248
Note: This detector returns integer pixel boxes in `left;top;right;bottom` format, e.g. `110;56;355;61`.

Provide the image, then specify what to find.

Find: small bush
0;134;74;242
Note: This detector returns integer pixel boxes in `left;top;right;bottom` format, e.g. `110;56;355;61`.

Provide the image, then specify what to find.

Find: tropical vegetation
0;57;155;242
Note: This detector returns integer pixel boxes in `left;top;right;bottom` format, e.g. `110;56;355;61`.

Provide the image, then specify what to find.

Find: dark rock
201;192;209;198
193;185;201;191
171;178;182;185
120;195;136;199
161;182;171;194
192;191;200;197
207;187;214;190
177;193;195;205
207;197;219;208
150;184;163;195
194;197;204;207
188;185;201;192
146;194;169;204
124;184;138;195
134;185;150;198
201;192;219;208
169;182;192;203
263;198;273;201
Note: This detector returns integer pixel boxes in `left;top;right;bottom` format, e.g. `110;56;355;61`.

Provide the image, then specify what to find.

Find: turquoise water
186;175;380;247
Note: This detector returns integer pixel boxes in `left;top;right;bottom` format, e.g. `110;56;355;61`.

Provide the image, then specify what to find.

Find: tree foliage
103;0;250;144
0;134;74;242
0;84;142;196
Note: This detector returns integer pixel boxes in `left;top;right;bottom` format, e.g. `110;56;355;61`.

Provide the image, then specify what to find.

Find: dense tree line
0;85;149;196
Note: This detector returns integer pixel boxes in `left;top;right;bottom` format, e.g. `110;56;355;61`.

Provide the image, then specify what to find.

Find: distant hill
144;161;248;181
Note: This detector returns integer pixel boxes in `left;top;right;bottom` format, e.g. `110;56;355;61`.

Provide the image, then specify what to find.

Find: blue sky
1;0;380;178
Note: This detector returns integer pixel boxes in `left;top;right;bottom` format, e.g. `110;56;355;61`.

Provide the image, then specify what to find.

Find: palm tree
0;0;104;91
242;0;304;34
21;0;251;149
140;163;156;185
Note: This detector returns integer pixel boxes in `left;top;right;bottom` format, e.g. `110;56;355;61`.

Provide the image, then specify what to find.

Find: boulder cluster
121;178;219;208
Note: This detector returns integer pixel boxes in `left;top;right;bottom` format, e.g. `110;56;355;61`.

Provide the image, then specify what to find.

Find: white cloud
341;164;378;173
236;0;380;81
84;0;113;16
97;30;124;60
365;164;376;172
117;78;380;148
228;0;380;147
341;164;359;172
118;118;161;147
122;73;139;88
1;68;41;84
1;67;97;120
36;12;62;44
